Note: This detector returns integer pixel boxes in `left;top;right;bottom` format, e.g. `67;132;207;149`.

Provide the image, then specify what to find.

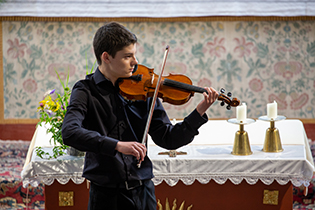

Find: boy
62;22;218;210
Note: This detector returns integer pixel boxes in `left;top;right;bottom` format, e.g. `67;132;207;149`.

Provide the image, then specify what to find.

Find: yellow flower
51;101;61;112
47;99;55;109
38;100;46;111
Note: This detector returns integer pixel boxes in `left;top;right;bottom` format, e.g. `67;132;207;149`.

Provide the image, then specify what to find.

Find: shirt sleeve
61;82;118;156
149;98;208;150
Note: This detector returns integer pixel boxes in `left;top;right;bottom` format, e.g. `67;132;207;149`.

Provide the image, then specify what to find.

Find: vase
66;146;85;157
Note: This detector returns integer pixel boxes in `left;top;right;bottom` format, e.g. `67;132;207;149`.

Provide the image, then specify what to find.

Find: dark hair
93;22;137;65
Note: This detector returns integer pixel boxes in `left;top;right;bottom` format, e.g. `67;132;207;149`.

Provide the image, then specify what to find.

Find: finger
203;87;209;99
139;144;147;161
210;87;218;102
132;148;140;160
130;143;140;159
205;87;212;103
134;143;146;161
206;87;214;103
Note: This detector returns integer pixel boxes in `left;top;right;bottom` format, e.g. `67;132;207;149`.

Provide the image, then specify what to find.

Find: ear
101;52;111;64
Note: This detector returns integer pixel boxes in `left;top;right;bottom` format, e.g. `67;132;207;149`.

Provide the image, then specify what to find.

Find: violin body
119;64;195;105
118;64;240;109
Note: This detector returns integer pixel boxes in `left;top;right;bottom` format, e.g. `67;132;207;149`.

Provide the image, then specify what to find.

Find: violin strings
163;78;206;93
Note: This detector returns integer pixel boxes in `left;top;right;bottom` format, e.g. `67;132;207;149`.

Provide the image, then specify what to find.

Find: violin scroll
218;88;240;110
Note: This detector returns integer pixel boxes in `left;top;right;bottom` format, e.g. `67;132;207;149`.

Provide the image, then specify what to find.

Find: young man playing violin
62;22;218;210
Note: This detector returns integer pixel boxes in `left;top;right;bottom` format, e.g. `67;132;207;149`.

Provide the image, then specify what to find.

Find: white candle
267;101;277;119
237;103;247;122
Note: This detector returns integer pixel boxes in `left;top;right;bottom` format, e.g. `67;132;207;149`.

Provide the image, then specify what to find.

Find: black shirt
61;67;208;186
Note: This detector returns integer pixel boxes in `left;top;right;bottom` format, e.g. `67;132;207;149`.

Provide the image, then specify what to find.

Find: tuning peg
220;88;225;94
227;92;232;97
226;105;231;110
220;101;225;106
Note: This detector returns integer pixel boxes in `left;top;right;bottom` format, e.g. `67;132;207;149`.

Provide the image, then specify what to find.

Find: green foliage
35;70;71;159
256;43;269;58
30;45;43;59
35;61;95;159
217;53;242;84
191;43;204;58
143;43;155;57
245;58;266;78
307;41;315;57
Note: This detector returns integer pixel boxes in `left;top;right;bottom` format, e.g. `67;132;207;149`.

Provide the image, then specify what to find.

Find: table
21;124;88;210
150;119;313;187
22;120;314;209
149;119;314;209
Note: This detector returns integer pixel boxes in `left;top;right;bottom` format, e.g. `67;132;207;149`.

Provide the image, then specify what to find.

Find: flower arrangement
35;59;96;159
35;71;71;159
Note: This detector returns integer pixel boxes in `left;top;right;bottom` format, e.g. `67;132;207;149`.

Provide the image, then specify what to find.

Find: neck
98;66;116;85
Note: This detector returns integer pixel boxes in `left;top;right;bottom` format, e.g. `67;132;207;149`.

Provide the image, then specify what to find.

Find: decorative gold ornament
158;150;187;157
59;191;74;206
157;198;193;210
263;190;279;205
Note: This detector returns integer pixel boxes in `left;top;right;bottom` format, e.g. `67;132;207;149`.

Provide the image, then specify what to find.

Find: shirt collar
93;67;110;85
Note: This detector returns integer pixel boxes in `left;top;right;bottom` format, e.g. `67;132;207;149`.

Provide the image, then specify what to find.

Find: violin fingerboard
163;78;206;93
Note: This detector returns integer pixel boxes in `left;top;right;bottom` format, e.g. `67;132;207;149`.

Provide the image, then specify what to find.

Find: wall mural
2;21;315;120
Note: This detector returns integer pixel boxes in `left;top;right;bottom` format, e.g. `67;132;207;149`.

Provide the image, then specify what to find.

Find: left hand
196;87;218;116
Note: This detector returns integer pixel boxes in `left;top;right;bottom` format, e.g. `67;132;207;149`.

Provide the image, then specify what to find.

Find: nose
133;56;138;65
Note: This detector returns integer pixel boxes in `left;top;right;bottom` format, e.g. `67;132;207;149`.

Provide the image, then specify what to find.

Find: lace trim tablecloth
148;144;314;188
21;147;85;188
21;120;314;188
152;174;310;187
22;174;85;188
22;145;313;188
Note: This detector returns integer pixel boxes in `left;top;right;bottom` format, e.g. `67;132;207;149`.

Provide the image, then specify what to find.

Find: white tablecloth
148;119;314;187
21;120;314;188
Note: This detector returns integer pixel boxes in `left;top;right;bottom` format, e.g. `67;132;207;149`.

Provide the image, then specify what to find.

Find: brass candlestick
228;118;255;156
258;115;286;153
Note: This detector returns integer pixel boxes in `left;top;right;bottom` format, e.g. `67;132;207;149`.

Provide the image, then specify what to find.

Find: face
101;43;138;84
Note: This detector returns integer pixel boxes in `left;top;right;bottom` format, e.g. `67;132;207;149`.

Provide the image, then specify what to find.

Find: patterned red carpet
293;140;315;210
0;139;314;210
0;140;44;210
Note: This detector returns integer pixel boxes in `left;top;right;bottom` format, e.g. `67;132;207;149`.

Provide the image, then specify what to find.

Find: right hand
115;141;147;162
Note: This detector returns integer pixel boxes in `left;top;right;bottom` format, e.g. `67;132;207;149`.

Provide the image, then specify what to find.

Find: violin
118;64;240;110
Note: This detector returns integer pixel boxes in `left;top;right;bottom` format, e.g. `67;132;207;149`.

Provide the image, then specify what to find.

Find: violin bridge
151;74;154;85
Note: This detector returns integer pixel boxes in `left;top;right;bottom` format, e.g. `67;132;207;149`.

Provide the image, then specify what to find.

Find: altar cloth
148;119;314;187
21;119;314;188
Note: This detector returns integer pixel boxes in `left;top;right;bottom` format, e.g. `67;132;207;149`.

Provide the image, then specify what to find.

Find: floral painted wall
2;21;315;120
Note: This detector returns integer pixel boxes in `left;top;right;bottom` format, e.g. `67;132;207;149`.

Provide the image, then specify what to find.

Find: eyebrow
124;52;135;56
